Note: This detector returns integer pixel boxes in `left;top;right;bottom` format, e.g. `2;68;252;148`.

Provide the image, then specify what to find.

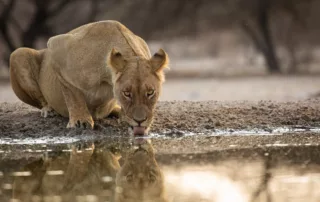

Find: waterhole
0;126;320;202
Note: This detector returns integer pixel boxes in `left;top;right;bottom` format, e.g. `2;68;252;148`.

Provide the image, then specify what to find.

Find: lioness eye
123;91;132;99
146;89;155;98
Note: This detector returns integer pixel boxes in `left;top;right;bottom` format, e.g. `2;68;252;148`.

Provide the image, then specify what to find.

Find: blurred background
1;0;320;102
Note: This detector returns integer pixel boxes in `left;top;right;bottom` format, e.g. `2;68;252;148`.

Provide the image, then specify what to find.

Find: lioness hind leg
10;48;48;111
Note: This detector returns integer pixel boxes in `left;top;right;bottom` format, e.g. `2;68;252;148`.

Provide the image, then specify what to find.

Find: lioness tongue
133;126;145;136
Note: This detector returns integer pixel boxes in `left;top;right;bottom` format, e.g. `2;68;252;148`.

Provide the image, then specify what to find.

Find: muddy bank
0;100;320;139
1;100;320;202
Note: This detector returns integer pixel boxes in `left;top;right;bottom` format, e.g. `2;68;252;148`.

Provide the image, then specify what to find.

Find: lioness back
66;20;151;59
44;20;150;91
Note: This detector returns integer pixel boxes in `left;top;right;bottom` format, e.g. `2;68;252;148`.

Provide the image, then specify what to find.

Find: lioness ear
150;49;169;72
107;48;126;73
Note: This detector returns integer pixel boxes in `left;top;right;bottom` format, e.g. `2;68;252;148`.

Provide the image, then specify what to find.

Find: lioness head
107;48;169;135
115;140;166;202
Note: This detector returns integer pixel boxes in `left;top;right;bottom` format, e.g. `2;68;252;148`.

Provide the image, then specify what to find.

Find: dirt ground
1;100;320;202
1;99;320;139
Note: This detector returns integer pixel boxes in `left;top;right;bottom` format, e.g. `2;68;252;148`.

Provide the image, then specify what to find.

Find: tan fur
12;142;167;202
12;144;121;201
115;141;167;202
10;20;169;129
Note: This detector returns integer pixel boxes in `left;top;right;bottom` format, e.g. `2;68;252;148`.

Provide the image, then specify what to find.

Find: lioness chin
10;20;169;135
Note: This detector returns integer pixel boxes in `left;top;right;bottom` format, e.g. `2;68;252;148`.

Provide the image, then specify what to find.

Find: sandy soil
1;99;320;139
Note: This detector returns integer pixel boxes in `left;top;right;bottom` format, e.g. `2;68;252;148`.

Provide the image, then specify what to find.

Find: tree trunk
241;0;281;74
257;0;281;74
0;0;17;52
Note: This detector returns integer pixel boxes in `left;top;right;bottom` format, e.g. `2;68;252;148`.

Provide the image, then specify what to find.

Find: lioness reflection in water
12;138;167;202
115;138;166;202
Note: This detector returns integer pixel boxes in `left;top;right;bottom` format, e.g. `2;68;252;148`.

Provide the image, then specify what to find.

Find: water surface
0;132;320;202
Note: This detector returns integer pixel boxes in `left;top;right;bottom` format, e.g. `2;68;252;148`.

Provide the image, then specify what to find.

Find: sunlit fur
109;54;168;130
9;20;169;129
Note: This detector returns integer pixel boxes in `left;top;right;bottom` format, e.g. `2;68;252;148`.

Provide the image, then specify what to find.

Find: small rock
204;125;214;129
229;115;236;120
302;115;311;121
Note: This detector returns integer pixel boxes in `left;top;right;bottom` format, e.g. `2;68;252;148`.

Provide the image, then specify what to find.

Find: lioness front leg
60;83;94;129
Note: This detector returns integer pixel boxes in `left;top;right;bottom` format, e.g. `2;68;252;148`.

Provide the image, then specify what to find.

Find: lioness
10;20;169;135
115;139;167;202
12;140;167;202
12;143;121;202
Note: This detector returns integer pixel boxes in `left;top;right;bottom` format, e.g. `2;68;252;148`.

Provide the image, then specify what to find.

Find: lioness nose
133;107;147;124
133;116;147;124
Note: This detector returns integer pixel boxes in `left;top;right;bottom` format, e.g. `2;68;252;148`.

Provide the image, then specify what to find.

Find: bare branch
9;16;22;33
0;0;6;7
49;0;72;17
0;0;16;20
88;0;99;22
0;0;17;51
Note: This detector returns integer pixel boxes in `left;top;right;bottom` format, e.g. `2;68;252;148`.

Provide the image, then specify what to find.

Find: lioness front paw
41;106;57;118
67;116;94;129
107;105;121;119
